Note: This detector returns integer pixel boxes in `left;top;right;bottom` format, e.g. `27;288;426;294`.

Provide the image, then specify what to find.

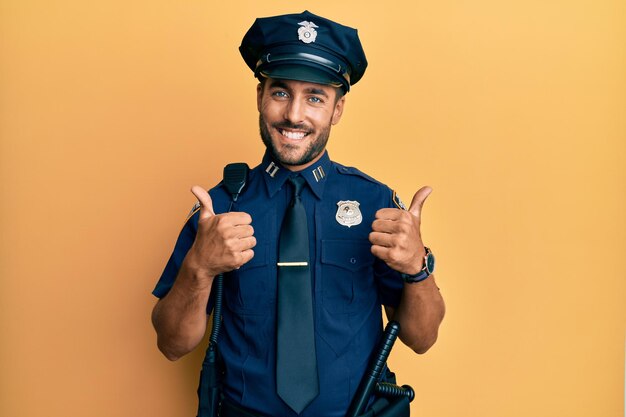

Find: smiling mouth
279;129;310;140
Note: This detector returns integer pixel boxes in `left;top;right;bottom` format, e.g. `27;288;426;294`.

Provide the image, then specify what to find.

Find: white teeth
281;130;306;140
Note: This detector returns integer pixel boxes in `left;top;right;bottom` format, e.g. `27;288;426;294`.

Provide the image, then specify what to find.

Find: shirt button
350;257;357;264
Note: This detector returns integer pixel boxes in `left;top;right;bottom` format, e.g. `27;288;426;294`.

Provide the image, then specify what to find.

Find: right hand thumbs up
186;185;256;278
191;185;215;219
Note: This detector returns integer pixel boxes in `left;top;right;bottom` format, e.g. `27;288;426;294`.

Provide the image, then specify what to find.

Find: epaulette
332;163;407;210
333;162;384;186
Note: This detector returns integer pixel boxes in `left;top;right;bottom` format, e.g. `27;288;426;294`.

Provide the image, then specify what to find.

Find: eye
272;90;289;98
308;96;324;104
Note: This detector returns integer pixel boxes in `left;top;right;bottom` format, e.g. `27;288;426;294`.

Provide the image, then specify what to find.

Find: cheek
307;108;334;125
260;101;284;120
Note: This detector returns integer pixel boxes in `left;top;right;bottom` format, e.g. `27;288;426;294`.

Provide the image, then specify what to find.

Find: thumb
408;186;433;217
190;185;215;219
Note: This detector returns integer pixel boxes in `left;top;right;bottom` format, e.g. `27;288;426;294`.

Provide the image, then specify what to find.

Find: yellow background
1;1;624;416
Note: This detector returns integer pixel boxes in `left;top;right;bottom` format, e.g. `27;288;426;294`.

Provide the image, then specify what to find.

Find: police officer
152;10;445;417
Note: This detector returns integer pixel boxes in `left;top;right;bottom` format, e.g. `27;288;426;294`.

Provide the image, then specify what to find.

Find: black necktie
276;175;319;413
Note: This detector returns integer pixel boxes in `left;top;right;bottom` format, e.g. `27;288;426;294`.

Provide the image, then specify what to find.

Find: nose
283;98;304;124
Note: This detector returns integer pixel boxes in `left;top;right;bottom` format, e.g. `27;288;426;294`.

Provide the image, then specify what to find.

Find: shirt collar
261;150;331;199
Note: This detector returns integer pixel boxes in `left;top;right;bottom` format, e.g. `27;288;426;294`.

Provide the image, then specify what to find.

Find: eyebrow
269;80;290;90
307;87;329;98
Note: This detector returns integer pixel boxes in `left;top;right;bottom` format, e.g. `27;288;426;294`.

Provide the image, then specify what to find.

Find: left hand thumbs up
370;186;433;275
408;186;433;219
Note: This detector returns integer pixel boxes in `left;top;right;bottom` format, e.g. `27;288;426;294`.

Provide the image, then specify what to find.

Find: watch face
426;253;435;274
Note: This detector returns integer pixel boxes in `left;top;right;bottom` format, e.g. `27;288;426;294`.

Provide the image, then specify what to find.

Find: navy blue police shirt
153;150;405;417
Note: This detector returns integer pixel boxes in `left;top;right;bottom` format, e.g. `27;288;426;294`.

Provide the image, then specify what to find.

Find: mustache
272;122;313;132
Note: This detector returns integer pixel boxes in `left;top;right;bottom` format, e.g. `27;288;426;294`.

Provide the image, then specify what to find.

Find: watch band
401;247;434;283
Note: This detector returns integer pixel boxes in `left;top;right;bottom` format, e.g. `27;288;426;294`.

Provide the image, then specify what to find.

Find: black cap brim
258;63;347;92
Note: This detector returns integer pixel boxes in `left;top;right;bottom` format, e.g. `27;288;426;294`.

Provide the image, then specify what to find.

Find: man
152;10;445;417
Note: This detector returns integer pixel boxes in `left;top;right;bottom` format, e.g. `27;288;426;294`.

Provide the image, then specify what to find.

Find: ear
256;82;263;112
331;95;346;125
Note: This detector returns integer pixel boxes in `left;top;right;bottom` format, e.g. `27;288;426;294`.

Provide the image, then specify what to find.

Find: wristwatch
401;247;435;283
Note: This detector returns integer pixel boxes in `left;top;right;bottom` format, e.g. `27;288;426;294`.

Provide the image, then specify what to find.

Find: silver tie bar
277;262;309;267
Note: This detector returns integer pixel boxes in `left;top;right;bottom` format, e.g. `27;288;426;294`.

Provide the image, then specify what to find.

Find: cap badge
298;21;319;44
336;200;362;228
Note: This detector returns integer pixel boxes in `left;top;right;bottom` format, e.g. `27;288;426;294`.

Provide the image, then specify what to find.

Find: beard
259;114;331;168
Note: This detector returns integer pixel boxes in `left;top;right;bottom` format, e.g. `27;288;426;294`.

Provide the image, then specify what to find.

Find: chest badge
336;200;362;228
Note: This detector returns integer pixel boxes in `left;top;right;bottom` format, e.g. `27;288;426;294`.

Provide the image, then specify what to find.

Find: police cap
239;10;367;93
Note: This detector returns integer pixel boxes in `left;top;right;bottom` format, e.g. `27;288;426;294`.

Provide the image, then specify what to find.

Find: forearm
389;275;445;354
151;260;214;361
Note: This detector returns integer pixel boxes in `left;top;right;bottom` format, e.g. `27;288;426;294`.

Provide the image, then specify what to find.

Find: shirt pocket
320;239;377;314
224;242;273;315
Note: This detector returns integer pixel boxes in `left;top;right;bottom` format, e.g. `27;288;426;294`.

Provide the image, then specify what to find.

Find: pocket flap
321;240;373;271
